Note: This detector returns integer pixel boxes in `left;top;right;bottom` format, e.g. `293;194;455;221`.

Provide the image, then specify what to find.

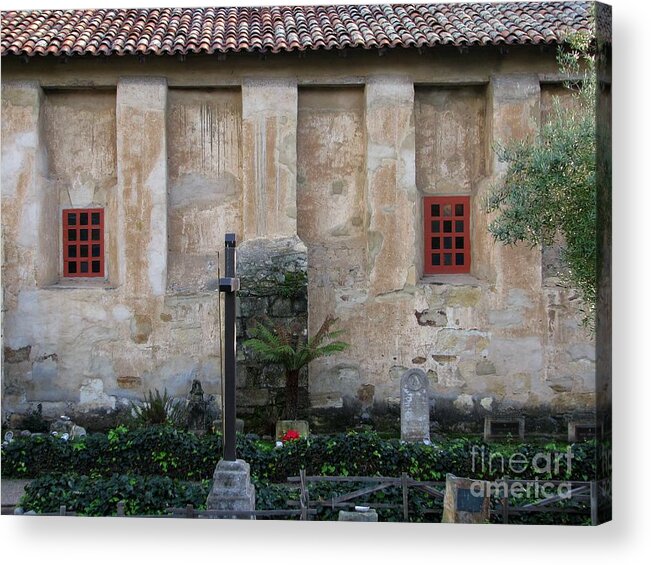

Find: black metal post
219;233;240;462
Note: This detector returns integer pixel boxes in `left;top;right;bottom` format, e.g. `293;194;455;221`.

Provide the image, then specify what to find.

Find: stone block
547;375;574;393
441;474;490;524
432;354;457;363
453;393;474;413
4;345;31;363
488;309;523;328
205;459;256;519
488;337;544;374
484;416;525;441
270;297;293;317
338;508;379;522
568;421;596;442
445;286;482;308
79;378;116;410
415;308;448;327
356;383;375;406
480;397;494;412
476;359;497;376
310;393;343;409
130;314;152;344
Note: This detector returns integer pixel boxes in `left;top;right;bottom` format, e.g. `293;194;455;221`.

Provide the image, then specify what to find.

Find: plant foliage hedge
19;472;587;524
2;426;597;483
20;473;210;516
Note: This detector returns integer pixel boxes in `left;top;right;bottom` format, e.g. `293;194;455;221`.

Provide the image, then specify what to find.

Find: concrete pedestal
205;459;256;519
338;509;379;522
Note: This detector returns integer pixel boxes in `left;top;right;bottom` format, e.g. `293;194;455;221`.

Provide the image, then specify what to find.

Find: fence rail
19;471;607;524
287;473;601;524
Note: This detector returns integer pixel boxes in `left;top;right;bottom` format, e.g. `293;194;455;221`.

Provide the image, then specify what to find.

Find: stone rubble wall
1;48;595;433
235;237;308;432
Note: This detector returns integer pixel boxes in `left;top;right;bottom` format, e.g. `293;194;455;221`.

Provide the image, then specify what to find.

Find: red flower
282;429;300;442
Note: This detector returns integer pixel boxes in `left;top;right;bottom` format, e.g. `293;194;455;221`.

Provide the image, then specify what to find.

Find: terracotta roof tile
1;3;593;58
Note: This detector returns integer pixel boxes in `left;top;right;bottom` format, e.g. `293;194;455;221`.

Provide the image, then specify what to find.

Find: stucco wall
2;79;223;428
415;85;486;196
167;87;243;293
1;47;596;433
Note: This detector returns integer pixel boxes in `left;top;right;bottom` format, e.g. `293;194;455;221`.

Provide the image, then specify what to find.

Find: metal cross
219;233;240;461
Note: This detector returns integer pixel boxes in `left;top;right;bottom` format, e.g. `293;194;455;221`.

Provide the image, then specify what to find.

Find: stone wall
236;237;308;432
1;47;596;434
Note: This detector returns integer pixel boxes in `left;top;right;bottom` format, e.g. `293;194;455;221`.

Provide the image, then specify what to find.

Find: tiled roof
1;3;593;57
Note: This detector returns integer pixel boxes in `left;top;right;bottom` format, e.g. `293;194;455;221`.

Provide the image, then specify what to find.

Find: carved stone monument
441;473;490;524
400;368;430;443
186;379;210;433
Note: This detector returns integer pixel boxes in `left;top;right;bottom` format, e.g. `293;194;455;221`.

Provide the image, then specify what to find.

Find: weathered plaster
1;47;596;432
167;87;242;292
117;76;168;297
241;78;298;239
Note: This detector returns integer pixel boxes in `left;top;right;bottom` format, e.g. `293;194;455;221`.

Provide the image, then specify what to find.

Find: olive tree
483;32;596;321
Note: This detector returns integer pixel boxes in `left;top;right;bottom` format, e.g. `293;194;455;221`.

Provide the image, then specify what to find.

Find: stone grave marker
338;508;379;522
400;368;430;443
441;473;490;524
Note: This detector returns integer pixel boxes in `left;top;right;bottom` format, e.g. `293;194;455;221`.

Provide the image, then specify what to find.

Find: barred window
424;196;470;274
63;208;104;277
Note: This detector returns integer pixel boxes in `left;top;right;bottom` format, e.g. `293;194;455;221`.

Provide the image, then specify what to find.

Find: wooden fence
287;472;602;524
23;470;606;524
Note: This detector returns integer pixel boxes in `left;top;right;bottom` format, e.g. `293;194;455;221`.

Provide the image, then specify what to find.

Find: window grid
63;208;104;278
424;196;470;275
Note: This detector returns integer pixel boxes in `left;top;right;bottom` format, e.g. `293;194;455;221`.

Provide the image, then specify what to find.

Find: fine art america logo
469;445;575;499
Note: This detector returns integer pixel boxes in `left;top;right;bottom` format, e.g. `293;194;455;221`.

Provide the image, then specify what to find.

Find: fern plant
244;316;349;420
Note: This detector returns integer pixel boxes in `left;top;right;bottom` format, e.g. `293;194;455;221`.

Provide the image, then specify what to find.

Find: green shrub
128;389;188;429
2;428;598;485
10;432;597;523
1;426;220;480
20;473;210;516
20;404;50;433
19;471;587;523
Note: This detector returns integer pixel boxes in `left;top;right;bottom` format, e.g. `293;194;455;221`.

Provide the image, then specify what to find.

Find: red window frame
423;196;470;275
62;208;105;278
